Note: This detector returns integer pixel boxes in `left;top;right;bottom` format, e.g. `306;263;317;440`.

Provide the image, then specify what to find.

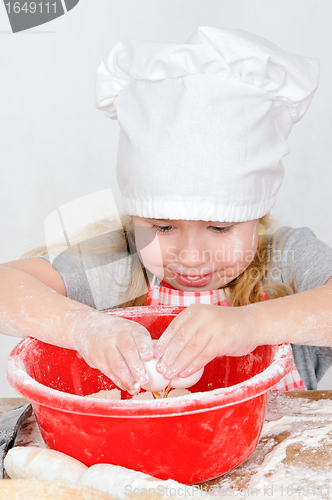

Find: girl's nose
178;250;200;267
175;236;210;267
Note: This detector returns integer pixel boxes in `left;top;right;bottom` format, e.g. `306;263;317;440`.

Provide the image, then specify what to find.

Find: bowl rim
7;336;293;418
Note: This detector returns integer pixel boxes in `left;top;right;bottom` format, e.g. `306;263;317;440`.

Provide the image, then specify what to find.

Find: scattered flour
11;391;332;499
204;392;332;499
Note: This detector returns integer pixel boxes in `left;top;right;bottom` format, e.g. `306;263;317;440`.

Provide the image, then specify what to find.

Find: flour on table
203;392;332;500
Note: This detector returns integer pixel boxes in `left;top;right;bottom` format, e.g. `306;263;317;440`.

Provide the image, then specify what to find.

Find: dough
4;447;88;485
77;463;199;499
167;389;191;398
6;448;214;499
131;391;154;400
85;387;191;400
86;389;122;400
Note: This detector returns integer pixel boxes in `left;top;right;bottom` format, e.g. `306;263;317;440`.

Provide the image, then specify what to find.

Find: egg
170;367;204;389
141;358;169;392
141;356;204;392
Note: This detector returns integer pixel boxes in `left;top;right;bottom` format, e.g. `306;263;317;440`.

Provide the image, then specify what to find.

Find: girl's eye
209;226;232;233
152;225;174;233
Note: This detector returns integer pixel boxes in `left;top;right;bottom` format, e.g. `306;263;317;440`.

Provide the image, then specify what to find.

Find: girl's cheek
220;227;257;269
135;231;165;278
251;222;259;249
138;250;165;279
234;224;258;267
222;231;244;266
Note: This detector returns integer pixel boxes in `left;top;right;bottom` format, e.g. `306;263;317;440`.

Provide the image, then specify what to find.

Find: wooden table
205;391;332;498
2;392;332;499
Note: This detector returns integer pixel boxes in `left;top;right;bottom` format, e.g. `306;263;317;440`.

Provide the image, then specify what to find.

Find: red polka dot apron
147;277;305;391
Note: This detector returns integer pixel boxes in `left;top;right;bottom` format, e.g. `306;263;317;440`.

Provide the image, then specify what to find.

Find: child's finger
116;335;150;388
96;346;137;394
156;317;200;375
131;327;154;361
154;307;194;359
177;339;217;378
162;331;211;379
113;318;154;361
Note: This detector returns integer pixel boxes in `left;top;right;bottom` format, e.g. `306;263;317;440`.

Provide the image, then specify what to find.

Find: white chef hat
95;27;319;222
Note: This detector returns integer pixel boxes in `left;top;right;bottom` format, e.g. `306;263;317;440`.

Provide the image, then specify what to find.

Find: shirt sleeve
292;345;332;390
40;232;136;311
266;226;332;292
40;251;97;309
265;226;332;389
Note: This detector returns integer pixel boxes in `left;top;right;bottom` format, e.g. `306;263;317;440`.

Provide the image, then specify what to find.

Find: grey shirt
41;226;332;389
263;227;332;390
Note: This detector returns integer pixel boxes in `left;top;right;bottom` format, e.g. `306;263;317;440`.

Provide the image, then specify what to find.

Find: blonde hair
226;214;293;306
23;213;292;308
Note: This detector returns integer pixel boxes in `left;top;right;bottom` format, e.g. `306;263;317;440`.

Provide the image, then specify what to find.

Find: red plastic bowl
7;305;293;484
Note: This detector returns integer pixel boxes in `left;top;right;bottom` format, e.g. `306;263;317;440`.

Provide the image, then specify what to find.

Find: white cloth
96;27;319;222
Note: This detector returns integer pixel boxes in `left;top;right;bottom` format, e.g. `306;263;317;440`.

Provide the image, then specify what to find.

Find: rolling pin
0;479;116;500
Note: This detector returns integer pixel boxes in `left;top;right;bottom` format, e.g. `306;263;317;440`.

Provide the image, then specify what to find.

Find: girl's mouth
171;271;215;287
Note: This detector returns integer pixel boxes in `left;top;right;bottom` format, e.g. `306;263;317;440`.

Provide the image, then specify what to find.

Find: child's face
132;217;259;291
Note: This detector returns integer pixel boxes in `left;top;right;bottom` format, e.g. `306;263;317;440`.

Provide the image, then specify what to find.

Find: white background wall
1;0;332;396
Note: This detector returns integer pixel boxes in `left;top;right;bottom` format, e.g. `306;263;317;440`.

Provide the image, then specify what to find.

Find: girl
1;27;332;396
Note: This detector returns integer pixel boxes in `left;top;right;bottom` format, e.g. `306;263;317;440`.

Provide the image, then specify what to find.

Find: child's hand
154;304;259;380
72;313;154;395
